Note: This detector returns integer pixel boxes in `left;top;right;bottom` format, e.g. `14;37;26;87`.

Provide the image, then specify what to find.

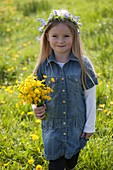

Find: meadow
0;0;113;169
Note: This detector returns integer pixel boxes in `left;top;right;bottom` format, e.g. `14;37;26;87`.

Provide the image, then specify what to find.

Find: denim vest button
63;112;66;114
63;101;66;103
63;133;66;135
63;122;66;125
62;77;64;80
62;89;65;92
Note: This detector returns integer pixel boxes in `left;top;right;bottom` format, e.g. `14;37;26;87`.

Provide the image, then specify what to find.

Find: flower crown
37;10;82;35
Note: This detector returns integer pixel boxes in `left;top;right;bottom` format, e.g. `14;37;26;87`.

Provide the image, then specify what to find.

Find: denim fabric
37;52;98;160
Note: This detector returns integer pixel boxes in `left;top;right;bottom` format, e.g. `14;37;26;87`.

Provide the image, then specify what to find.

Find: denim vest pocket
76;116;88;149
67;76;81;94
79;133;89;149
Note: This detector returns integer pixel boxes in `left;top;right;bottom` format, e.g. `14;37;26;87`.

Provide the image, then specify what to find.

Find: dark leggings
49;152;80;170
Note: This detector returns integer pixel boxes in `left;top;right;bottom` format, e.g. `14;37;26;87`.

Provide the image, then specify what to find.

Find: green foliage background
0;0;113;169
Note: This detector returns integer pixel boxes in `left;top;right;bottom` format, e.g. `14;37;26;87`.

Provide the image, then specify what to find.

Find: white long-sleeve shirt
83;86;96;133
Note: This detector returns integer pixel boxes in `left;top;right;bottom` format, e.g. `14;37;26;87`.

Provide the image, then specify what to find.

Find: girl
32;9;98;170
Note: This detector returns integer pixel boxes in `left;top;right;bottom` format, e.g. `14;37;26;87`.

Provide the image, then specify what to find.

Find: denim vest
37;52;98;160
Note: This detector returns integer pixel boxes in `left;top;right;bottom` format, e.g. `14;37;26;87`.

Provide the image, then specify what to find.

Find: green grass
0;0;113;169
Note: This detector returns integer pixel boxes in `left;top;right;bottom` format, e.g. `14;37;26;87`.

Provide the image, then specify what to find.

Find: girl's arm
81;86;96;139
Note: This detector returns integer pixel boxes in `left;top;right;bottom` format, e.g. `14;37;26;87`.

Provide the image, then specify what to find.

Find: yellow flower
22;67;28;71
5;86;14;94
19;100;24;105
22;43;27;47
36;164;42;170
1;86;5;89
27;111;34;115
4;136;7;140
37;147;40;152
28;158;34;165
4;163;9;167
35;119;41;123
34;89;40;94
99;104;105;108
107;111;111;116
30;134;38;141
110;101;113;105
13;54;19;59
17;74;53;106
7;67;14;72
27;41;32;45
103;109;107;113
0;100;5;104
6;28;11;32
20;111;25;115
16;103;19;108
43;75;47;78
51;77;55;82
15;80;18;84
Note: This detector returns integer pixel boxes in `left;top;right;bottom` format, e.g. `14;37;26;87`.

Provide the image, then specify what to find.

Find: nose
58;37;64;43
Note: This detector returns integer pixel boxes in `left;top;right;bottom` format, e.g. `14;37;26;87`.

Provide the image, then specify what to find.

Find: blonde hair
34;10;87;89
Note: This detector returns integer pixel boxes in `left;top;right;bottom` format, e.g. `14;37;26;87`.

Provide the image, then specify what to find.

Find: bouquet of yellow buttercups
17;74;54;106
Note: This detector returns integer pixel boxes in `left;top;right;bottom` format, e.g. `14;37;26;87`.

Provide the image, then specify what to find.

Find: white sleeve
83;86;96;133
31;104;37;111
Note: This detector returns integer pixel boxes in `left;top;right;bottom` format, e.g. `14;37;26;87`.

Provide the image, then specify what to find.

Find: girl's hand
34;104;46;120
81;132;94;140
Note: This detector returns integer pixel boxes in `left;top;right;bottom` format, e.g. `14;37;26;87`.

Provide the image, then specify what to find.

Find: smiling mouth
57;45;65;47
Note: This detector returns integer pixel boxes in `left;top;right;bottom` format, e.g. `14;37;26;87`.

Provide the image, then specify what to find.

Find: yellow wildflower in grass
36;164;42;170
103;109;107;113
19;100;24;105
27;41;32;45
4;136;7;140
4;163;9;167
15;103;19;108
15;80;18;84
30;134;38;141
6;28;11;32
1;86;5;89
97;72;102;76
110;101;113;105
5;86;14;94
28;158;34;165
7;66;14;72
0;100;5;104
37;147;40;152
13;54;19;58
22;67;28;71
99;104;105;108
20;111;25;115
22;43;28;47
107;111;111;116
17;74;54;106
27;111;34;115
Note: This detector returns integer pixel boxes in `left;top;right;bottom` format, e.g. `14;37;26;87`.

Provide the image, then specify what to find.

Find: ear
46;33;50;41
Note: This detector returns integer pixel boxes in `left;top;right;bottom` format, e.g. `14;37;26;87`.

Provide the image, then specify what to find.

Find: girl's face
46;23;73;58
